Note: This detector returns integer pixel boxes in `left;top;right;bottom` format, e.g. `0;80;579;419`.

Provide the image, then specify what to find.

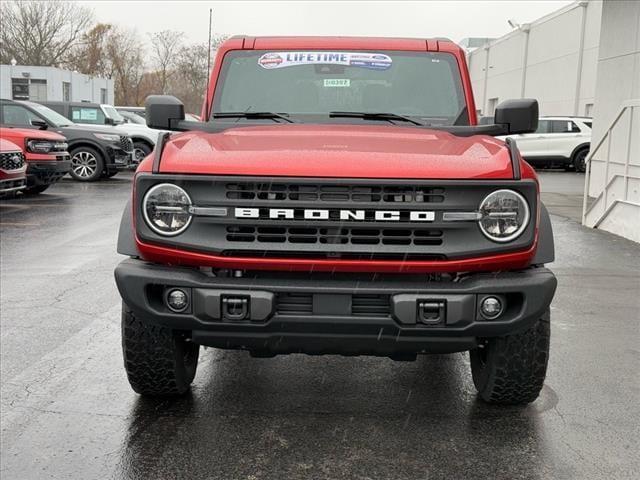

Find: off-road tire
470;309;550;405
121;303;199;396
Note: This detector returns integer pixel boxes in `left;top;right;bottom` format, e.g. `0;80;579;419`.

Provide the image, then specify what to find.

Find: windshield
213;50;468;125
29;103;73;127
102;105;125;123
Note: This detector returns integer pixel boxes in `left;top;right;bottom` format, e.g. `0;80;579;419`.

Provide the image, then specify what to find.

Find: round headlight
142;183;192;236
478;189;530;242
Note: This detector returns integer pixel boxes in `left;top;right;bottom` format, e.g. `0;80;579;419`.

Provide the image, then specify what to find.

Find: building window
29;79;47;101
100;88;107;104
11;78;29;100
63;82;71;101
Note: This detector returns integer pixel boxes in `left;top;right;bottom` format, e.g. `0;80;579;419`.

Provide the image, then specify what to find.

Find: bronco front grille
226;182;445;203
0;152;25;171
135;174;539;262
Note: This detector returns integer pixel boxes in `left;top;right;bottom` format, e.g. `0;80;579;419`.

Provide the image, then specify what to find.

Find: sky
78;0;574;45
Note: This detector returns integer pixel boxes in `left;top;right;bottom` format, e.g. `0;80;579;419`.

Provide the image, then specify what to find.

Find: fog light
166;289;189;312
480;296;503;319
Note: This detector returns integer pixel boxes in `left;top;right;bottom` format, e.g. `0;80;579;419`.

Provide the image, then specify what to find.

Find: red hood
0;127;66;145
150;124;514;179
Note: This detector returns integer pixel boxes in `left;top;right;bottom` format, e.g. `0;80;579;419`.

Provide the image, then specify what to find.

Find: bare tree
148;30;185;94
167;35;228;113
106;27;145;106
66;23;113;76
0;0;93;65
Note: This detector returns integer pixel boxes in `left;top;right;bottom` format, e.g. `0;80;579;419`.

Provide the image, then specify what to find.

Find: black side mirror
105;117;115;125
145;95;185;130
30;119;48;130
494;99;538;134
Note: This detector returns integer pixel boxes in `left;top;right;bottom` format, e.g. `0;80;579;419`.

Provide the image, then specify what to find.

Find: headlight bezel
26;139;55;153
142;183;193;236
478;189;531;243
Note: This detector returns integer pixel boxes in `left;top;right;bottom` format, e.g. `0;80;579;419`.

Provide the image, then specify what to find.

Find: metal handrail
582;99;640;226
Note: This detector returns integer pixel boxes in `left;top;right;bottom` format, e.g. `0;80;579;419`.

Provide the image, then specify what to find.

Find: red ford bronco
0;127;70;194
115;37;556;404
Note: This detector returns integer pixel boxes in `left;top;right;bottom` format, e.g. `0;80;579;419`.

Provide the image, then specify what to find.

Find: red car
0;138;27;197
115;36;556;404
0;127;70;194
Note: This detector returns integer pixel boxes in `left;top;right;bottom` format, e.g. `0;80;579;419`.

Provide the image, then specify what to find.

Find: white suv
502;116;592;172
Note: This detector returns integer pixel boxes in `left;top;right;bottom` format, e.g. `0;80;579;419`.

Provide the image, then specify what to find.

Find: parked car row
498;115;592;172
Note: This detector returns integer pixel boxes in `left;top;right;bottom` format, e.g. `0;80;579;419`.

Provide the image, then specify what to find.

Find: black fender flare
67;139;110;164
130;136;155;148
117;200;139;257
532;202;555;265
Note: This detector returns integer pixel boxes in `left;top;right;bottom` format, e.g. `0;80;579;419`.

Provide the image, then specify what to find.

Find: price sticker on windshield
258;52;392;70
323;79;351;87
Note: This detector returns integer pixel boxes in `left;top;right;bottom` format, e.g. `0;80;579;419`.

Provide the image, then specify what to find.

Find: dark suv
0;99;134;181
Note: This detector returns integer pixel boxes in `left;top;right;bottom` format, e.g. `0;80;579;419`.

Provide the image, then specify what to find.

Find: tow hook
417;300;446;325
222;296;250;321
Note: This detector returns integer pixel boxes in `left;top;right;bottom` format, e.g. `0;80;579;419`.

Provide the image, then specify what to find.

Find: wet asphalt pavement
1;172;638;480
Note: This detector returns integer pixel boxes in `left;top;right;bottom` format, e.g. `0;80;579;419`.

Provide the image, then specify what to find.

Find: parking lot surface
1;172;638;480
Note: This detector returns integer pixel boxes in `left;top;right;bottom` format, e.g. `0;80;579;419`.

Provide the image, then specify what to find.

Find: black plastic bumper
26;160;71;186
114;259;556;355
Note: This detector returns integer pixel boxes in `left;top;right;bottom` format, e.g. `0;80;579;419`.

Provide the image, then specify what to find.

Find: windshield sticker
258;52;392;70
323;79;351;87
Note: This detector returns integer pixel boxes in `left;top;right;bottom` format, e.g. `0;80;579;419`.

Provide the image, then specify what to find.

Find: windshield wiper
212;111;295;123
329;111;426;126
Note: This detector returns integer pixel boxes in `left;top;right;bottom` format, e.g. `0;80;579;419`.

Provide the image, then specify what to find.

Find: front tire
69;146;104;182
470;310;550;405
121;303;199;396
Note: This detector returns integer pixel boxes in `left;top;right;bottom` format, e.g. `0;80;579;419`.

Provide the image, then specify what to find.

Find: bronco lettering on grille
234;208;435;222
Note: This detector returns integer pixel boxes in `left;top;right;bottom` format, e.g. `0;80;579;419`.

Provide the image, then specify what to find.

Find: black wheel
121;303;199;396
470;310;550;405
23;184;50;195
69;146;104;181
133;141;152;164
572;147;589;173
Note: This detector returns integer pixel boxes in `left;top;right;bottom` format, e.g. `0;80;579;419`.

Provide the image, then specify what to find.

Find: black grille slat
226;226;443;246
352;294;391;317
226;183;444;204
276;293;313;314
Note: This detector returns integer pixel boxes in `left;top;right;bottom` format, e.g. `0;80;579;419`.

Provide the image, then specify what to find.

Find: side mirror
105;117;115;125
145;95;185;130
30;119;48;130
494;99;538;134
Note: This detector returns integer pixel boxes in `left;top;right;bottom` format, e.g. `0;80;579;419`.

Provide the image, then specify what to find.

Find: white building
583;0;640;242
0;65;113;104
467;1;603;117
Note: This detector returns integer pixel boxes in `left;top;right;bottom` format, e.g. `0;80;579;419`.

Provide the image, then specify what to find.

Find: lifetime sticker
258;51;392;71
323;79;350;87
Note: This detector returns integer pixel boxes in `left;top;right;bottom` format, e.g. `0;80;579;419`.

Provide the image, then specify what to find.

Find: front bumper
0;177;27;195
26;158;71;186
115;259;557;356
106;146;134;171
